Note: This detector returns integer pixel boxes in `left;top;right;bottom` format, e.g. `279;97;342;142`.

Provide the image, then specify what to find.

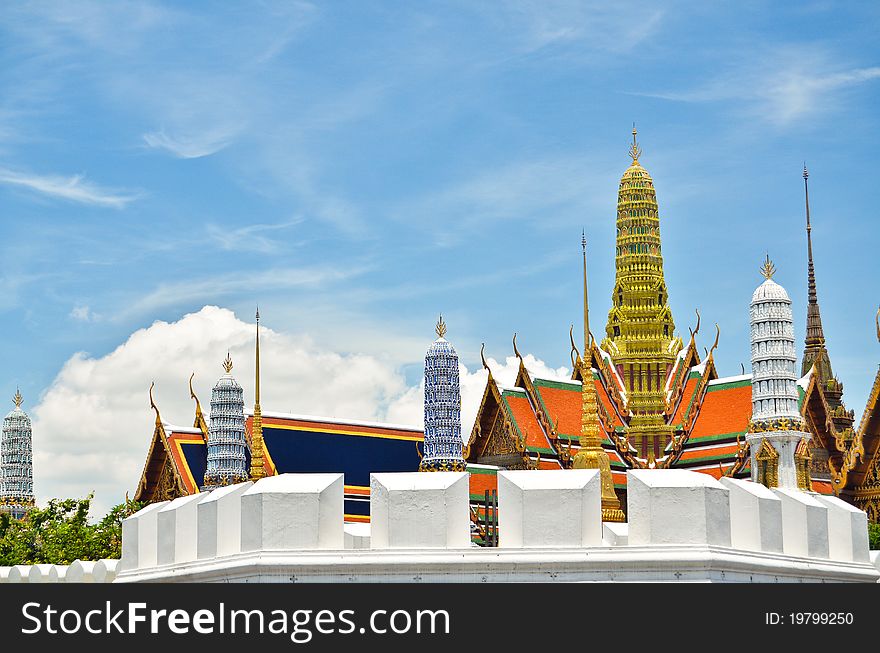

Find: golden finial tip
435;314;447;339
803;163;809;179
628;124;642;163
13;388;23;408
223;352;234;373
760;254;776;280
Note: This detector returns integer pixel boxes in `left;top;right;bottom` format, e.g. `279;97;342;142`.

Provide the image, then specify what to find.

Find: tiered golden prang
602;128;681;462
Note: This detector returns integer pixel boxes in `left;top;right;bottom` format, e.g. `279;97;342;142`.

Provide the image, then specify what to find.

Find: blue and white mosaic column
0;390;35;519
203;354;249;488
420;316;466;472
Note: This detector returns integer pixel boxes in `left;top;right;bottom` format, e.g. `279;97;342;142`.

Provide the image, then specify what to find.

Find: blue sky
1;2;879;512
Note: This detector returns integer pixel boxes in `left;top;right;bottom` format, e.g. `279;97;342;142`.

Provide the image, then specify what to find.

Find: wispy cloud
206;218;305;253
143;126;241;159
0;167;140;208
632;47;880;126
69;305;99;322
118;264;371;320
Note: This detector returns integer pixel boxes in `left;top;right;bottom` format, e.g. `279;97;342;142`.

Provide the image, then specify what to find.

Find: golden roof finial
875;306;879;344
13;388;22;408
222;352;233;374
435;314;447;339
760;253;776;280
628;123;642;163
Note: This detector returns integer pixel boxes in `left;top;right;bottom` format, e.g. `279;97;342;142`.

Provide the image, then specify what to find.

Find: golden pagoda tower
574;233;625;521
249;308;267;480
602;127;682;462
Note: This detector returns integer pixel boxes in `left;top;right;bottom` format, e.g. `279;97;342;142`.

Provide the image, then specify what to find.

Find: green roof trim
676;452;739;466
533;378;582;392
705;377;751;392
684;431;747;444
467;466;499;476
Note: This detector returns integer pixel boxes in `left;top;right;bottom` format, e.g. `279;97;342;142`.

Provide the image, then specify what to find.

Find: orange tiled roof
671;372;702;426
502;391;555;452
687;378;752;441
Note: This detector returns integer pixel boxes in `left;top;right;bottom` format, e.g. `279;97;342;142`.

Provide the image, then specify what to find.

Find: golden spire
875;306;879;344
250;307;267;480
149;381;161;426
573;233;625;521
222;352;233;374
628;123;642;163
435;314;447;339
760;254;776;280
13;388;22;408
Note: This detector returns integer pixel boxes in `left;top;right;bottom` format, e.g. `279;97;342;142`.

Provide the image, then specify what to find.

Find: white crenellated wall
106;470;879;583
5;471;871;584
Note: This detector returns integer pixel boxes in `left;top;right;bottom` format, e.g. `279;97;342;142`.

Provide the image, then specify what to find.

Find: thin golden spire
13;388;22;408
875;306;879;344
760;254;776;280
435;314;447;339
628;123;642;163
582;230;590;351
573;233;624;521
222;352;233;374
251;307;267;480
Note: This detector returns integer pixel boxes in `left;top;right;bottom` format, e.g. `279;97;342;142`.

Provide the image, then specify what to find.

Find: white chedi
746;257;811;491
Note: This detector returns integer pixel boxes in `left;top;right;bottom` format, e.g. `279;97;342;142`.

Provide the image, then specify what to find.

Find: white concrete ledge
498;469;601;548
370;472;470;549
241;474;344;552
720;477;783;553
198;481;252;560
628;470;731;547
772;488;829;559
113;545;880;584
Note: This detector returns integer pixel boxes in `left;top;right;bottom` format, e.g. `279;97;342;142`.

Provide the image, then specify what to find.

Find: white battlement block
344;522;371;549
497;469;601;548
772;488;829;558
67;560;98;583
370;472;470;549
158;493;204;565
198;481;253;560
871;551;880;575
241;474;344;552
719;477;783;553
0;567;9;583
28;564;60;583
121;500;169;571
813;494;870;563
603;522;629;546
94;559;118;584
628;470;731;546
7;565;31;583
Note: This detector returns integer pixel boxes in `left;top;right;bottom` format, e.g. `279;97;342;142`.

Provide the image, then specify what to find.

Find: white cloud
30;305;568;518
143;127;240;159
69;305;98;322
117;264;369;320
205;217;304;253
632;47;880;126
0;167;140;208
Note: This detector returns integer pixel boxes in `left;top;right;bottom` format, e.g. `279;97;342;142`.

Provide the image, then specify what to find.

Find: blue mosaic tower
420;316;466;472
0;390;35;519
202;353;249;488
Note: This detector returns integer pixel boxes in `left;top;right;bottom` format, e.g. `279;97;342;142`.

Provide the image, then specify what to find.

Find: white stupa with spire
0;389;35;519
202;353;249;488
745;256;812;491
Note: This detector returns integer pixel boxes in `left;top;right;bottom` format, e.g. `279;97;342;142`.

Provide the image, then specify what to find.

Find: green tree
0;494;142;565
869;522;880;550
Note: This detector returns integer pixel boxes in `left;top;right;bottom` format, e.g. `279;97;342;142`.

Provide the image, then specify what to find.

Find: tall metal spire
801;165;831;378
250;307;267;480
573;233;624;522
